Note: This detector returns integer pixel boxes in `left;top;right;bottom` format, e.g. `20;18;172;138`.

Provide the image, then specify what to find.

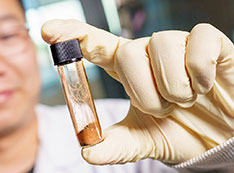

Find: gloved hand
41;19;234;164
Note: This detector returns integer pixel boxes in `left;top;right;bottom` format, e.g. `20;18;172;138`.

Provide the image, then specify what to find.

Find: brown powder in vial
77;122;103;146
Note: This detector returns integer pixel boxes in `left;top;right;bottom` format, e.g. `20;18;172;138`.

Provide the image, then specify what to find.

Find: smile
0;90;13;104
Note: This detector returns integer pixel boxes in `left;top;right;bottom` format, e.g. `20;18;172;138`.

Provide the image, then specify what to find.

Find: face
0;0;41;134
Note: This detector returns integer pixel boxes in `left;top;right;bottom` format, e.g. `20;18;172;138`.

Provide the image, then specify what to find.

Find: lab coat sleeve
174;136;234;172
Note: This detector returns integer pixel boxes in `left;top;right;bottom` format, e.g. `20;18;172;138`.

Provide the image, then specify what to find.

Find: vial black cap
50;39;83;66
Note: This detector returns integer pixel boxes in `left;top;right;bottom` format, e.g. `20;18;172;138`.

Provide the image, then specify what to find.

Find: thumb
41;19;130;71
81;106;156;165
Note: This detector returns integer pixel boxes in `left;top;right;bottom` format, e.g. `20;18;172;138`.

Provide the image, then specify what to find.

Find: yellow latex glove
41;20;234;164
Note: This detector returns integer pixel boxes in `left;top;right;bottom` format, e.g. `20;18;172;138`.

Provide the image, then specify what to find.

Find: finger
41;19;130;71
148;31;197;108
81;106;156;165
186;23;234;94
114;38;173;117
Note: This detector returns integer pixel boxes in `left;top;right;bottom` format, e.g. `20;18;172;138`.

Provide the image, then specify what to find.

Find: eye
0;33;17;40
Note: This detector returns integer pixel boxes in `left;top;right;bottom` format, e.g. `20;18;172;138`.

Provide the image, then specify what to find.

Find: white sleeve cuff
173;136;234;172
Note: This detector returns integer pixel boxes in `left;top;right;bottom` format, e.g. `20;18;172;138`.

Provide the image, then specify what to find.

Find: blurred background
21;0;234;106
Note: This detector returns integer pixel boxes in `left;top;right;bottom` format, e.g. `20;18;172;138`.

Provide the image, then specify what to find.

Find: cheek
14;43;41;99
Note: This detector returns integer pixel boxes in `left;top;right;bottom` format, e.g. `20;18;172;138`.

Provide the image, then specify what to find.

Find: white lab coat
34;99;175;173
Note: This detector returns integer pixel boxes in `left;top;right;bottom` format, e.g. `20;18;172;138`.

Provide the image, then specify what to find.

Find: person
1;0;233;173
0;0;176;172
41;16;234;173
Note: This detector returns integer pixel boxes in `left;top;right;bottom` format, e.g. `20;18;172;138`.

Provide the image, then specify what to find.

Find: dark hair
19;0;25;12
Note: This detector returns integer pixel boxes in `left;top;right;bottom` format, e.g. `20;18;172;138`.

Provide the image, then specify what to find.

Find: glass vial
50;39;102;146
